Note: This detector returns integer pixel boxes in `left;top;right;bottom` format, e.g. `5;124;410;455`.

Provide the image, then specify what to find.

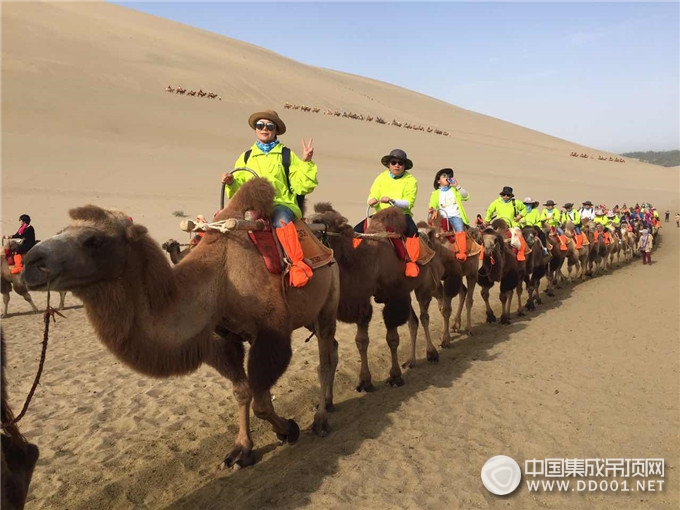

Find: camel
1;258;66;317
520;226;548;311
1;330;40;510
563;226;589;281
583;222;608;276
477;221;519;325
309;204;460;391
21;178;341;469
544;228;567;295
427;220;480;338
161;239;192;265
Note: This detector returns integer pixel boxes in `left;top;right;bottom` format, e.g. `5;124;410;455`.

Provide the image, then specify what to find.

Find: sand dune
1;2;678;509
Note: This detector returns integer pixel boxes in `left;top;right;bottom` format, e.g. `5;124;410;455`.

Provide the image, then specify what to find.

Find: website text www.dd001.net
526;479;664;493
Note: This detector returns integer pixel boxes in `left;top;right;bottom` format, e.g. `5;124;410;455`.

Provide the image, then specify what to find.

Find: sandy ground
1;2;679;509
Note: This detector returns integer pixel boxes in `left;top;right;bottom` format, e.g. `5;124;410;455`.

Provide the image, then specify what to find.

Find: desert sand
1;2;678;509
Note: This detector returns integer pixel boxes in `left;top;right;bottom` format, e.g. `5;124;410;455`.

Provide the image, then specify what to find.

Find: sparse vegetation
620;150;680;167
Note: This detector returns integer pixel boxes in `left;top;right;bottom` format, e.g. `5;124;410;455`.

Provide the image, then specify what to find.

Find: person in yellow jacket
562;203;584;249
592;208;609;227
485;186;526;227
221;109;317;287
428;168;470;260
356;149;420;277
519;197;549;255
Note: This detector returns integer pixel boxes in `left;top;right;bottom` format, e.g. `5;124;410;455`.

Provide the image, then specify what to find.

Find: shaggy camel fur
1;258;66;317
520;226;548;311
426;221;480;338
544;228;567;295
584;222;608;276
161;239;192;265
1;331;40;510
477;221;519;325
309;204;460;391
563;225;589;282
22;178;340;469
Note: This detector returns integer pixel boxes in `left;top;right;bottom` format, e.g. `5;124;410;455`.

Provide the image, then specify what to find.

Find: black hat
543;200;556;206
563;203;574;209
433;168;454;189
499;186;514;197
582;200;593;206
381;149;413;170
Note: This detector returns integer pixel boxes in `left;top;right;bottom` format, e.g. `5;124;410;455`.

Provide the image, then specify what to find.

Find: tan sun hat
248;109;286;134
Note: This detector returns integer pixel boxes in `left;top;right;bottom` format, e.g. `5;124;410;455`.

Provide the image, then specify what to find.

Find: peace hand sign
302;138;314;162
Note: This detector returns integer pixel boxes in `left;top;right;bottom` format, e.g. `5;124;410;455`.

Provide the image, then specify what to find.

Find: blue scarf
256;139;280;154
526;204;533;212
439;185;451;192
389;171;405;179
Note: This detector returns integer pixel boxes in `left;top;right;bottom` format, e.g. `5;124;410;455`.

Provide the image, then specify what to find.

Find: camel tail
247;328;292;394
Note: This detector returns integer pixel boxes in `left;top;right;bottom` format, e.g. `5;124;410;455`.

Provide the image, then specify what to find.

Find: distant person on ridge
355;149;420;277
221;109;316;287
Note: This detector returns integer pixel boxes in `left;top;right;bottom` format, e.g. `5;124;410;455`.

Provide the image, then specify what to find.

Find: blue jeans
272;205;295;228
555;226;564;235
447;216;465;233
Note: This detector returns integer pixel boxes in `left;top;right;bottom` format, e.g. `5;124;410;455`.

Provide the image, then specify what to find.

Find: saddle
437;220;482;258
249;219;334;275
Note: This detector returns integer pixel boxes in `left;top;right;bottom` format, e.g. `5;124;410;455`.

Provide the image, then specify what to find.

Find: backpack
244;147;306;213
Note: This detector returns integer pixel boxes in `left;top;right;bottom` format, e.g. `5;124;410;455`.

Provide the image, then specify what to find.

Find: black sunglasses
389;159;405;166
255;121;277;131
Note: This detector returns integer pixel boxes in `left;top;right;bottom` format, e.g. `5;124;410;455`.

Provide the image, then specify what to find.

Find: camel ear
125;224;148;241
314;202;334;213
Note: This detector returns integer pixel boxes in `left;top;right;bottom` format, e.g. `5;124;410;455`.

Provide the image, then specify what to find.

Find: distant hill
620;150;680;167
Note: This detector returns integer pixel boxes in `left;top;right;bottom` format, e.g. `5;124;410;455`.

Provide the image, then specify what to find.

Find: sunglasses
255;121;277;131
389;159;405;166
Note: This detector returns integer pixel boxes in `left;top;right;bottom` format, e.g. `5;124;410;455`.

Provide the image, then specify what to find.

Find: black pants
354;213;419;237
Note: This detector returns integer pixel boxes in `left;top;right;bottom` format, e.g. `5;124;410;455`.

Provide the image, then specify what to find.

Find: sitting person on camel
427;167;471;261
3;214;36;274
354;149;420;277
221;109;317;287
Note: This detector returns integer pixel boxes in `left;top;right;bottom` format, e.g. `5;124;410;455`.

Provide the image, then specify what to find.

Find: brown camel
520;226;548;311
1;258;66;317
1;330;40;510
544;228;567;295
309;204;460;391
477;220;519;325
161;239;192;265
21;178;341;469
562;226;589;282
426;220;480;338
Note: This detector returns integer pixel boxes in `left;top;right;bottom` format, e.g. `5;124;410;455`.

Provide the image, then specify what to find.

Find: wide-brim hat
522;196;537;205
595;208;605;216
543;200;556;206
499;186;514;197
248;109;286;134
381;149;413;170
582;200;593;206
563;203;574;209
606;211;615;218
433;168;454;189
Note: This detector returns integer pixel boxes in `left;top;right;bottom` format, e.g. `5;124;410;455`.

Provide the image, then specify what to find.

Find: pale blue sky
110;1;679;153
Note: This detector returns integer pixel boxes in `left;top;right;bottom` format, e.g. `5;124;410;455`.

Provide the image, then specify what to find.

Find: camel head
161;239;180;253
310;203;352;236
521;226;537;246
22;205;145;291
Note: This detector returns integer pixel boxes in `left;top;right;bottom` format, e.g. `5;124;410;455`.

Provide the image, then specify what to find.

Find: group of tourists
217;109;663;290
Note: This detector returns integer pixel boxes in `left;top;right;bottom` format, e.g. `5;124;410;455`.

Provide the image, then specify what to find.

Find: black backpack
244;147;306;214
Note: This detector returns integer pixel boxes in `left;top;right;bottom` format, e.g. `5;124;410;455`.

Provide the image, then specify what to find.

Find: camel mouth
21;264;54;291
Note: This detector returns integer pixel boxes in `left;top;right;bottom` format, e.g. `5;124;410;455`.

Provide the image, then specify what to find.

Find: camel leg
58;291;66;311
206;333;256;470
464;279;476;334
402;306;419;369
21;292;39;313
500;291;512;325
416;291;438;364
354;318;374;392
385;327;404;387
450;284;466;336
2;292;8;318
437;282;454;347
481;286;496;323
515;282;525;317
312;307;339;436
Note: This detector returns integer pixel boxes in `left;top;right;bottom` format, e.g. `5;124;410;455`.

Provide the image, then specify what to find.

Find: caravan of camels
14;173;662;473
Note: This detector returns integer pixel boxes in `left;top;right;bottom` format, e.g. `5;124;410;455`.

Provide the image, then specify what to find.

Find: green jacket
540;208;562;228
369;170;418;216
562;209;581;226
485;197;526;227
428;187;470;225
521;208;542;227
226;143;318;219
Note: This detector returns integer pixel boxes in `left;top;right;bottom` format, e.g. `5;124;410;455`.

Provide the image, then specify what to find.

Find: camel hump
218;178;276;220
366;207;407;236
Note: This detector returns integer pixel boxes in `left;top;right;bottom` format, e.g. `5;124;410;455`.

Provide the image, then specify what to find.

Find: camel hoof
486;313;497;323
312;416;330;437
220;447;256;470
276;419;300;445
536;297;543;305
547;291;555;297
356;381;375;393
517;310;526;317
426;350;439;363
401;359;416;369
525;302;535;311
386;375;405;387
500;316;511;325
440;340;452;349
325;402;335;412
